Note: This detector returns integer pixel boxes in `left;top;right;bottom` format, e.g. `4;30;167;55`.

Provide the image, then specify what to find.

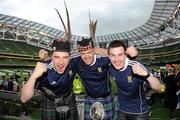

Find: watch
144;72;150;78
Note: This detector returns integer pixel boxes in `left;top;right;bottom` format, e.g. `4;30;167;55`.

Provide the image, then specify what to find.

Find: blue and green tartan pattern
84;94;115;120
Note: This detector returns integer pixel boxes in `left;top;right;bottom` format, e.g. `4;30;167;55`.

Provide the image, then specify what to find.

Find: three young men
22;38;157;120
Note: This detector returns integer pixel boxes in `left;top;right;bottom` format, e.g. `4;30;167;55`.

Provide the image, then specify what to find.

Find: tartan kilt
41;93;79;120
84;94;115;120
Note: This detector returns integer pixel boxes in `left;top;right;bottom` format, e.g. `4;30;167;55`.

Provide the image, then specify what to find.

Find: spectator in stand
175;69;180;109
162;66;178;118
13;79;19;92
8;77;13;91
0;76;5;90
3;77;8;90
160;69;166;80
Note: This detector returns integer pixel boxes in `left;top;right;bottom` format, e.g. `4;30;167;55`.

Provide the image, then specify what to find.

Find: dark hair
51;40;70;53
107;40;126;54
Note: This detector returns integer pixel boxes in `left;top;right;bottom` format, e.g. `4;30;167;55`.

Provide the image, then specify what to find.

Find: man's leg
135;112;149;120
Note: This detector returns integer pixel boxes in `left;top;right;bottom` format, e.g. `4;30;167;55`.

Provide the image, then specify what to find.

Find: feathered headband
51;2;71;52
77;12;97;51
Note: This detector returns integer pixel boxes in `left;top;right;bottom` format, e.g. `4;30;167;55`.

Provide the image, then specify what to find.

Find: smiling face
108;46;127;70
52;51;70;74
108;40;127;70
79;48;94;65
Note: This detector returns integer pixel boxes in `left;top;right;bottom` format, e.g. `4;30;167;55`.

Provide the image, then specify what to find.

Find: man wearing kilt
21;40;79;120
74;37;114;120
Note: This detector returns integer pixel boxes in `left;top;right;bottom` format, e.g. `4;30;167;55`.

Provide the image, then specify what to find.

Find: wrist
144;72;150;79
30;74;39;80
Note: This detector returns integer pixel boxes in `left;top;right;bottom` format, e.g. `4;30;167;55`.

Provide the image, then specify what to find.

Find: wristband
144;72;150;79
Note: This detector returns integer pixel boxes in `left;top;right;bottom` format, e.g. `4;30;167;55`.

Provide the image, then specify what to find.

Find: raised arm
94;47;108;56
21;62;47;103
126;45;138;58
94;45;138;58
131;63;161;91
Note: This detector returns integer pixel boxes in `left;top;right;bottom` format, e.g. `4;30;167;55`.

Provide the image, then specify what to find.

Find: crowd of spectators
0;72;30;92
149;65;180;119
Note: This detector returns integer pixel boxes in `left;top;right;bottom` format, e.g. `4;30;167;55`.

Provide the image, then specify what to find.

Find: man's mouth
57;65;65;70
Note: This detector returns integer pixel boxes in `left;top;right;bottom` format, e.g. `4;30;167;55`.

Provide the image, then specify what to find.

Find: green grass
0;116;19;120
29;108;41;120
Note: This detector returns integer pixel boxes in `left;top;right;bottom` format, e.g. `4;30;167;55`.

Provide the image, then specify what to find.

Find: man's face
52;51;70;74
108;46;127;70
79;48;94;65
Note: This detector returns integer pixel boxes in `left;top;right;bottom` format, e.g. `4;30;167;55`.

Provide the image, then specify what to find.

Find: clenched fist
31;62;47;79
131;63;148;77
126;46;138;58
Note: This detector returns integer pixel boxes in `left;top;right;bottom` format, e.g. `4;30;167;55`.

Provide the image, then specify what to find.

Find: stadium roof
0;0;180;48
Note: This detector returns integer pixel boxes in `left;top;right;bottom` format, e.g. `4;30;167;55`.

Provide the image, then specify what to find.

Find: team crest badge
90;102;105;120
98;67;102;73
127;75;132;83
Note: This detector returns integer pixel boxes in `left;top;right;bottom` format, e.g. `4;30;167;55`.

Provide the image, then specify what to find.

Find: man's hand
126;45;138;58
31;62;47;79
131;63;148;77
39;49;49;61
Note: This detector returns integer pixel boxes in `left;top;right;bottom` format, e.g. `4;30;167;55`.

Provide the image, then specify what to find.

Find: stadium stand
0;39;40;55
0;0;180;119
138;41;180;65
0;39;46;68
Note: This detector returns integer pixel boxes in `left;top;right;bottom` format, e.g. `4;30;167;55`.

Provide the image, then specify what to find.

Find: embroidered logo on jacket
127;75;132;83
98;67;102;73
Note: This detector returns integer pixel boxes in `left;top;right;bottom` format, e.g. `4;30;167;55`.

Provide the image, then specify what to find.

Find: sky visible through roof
0;0;155;36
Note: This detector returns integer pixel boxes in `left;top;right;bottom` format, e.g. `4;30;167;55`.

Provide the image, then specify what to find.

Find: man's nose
58;59;64;64
84;54;89;59
115;56;119;61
